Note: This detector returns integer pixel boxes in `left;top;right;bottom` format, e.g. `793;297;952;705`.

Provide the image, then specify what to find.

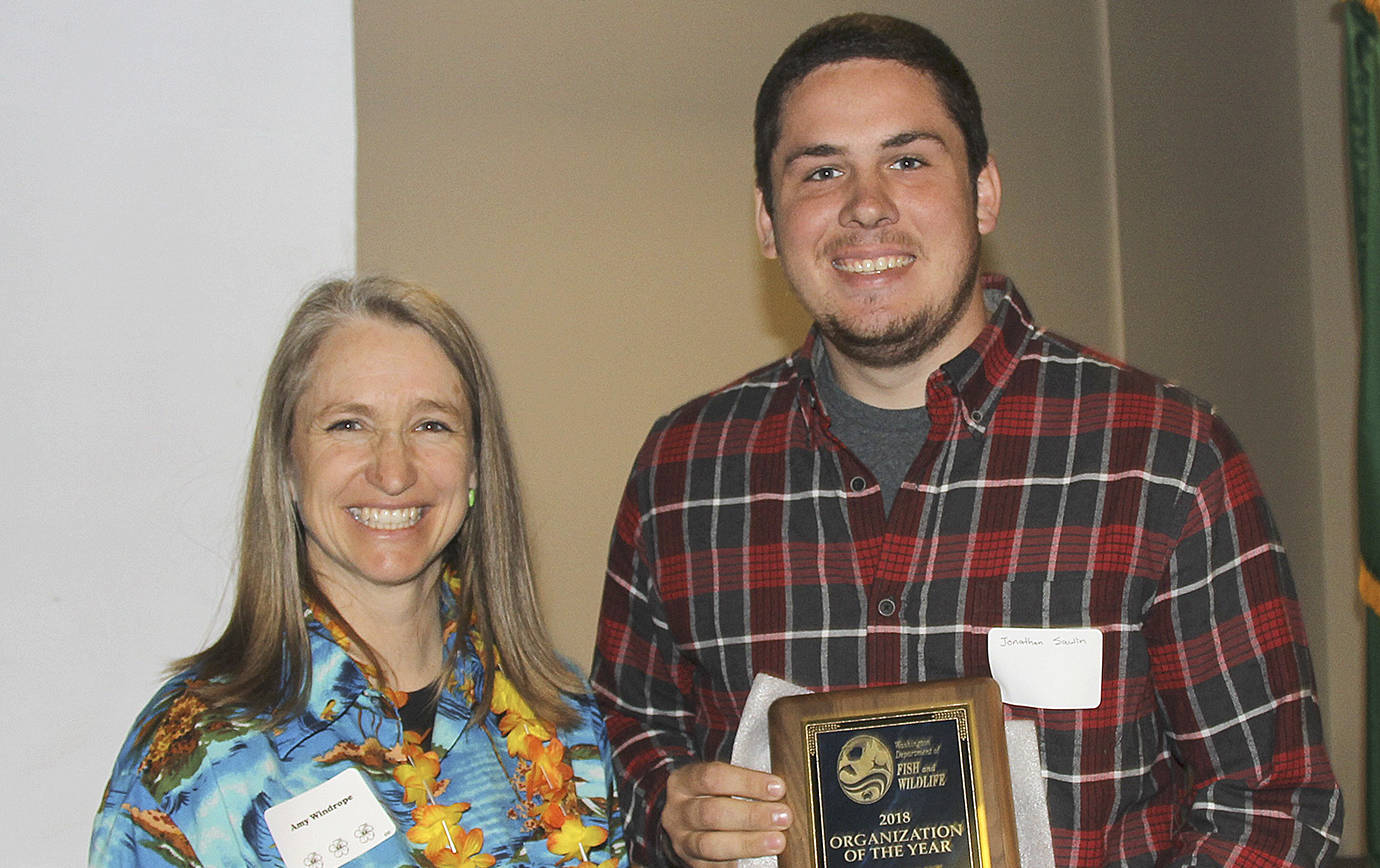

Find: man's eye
891;156;926;170
325;419;362;432
805;166;843;181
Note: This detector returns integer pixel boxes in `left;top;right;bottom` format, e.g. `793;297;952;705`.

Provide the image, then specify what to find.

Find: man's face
755;58;1000;369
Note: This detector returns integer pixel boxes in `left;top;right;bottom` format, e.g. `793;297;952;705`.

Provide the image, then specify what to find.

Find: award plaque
768;678;1019;868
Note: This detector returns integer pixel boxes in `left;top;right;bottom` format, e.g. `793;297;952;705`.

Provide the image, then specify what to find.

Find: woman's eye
417;420;454;433
325;419;362;432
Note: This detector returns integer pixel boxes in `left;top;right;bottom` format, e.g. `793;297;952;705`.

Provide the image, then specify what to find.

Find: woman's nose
366;433;418;494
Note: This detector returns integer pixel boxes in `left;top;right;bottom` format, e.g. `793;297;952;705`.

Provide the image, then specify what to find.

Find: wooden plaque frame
768;678;1019;868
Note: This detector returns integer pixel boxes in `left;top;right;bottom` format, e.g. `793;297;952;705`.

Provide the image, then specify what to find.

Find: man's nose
841;170;898;228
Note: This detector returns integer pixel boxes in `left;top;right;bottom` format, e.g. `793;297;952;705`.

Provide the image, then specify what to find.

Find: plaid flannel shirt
592;276;1340;867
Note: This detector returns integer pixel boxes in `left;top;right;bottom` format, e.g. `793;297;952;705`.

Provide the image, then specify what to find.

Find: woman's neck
315;573;446;692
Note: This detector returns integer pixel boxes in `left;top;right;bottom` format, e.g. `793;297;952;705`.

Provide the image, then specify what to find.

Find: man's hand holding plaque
661;761;792;866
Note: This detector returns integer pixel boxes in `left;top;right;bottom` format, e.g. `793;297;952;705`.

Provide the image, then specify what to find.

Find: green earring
468;488;476;507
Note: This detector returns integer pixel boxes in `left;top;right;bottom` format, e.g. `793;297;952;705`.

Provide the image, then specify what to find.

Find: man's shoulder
1024;326;1217;414
1016;326;1248;473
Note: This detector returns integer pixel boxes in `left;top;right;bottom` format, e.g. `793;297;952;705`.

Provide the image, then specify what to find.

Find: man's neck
822;346;933;409
822;292;989;410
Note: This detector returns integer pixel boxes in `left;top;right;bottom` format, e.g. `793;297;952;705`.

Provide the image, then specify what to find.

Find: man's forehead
782;57;936;102
773;60;955;155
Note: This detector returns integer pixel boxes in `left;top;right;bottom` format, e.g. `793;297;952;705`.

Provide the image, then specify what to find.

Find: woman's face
290;317;476;597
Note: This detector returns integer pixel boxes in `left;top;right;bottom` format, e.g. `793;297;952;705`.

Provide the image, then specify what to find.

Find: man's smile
831;254;916;275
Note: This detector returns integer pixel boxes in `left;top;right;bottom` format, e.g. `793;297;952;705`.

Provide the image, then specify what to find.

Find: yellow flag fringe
1363;560;1380;617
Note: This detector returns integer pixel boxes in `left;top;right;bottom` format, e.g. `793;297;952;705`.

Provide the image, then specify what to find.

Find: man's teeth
349;506;423;530
833;254;916;274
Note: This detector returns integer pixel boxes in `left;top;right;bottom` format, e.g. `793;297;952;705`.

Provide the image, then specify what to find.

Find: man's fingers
680;793;791;833
663;762;793;865
673;760;787;801
677;829;787;866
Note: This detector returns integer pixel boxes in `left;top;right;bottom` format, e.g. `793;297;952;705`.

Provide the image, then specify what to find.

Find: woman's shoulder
92;672;273;867
553;685;616;783
103;671;268;805
556;687;605;736
101;673;201;798
554;686;628;866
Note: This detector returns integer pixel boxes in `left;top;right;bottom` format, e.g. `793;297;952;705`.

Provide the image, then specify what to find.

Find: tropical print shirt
91;579;627;868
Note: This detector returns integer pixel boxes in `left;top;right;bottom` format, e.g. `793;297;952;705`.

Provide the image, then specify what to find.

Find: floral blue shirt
90;597;626;868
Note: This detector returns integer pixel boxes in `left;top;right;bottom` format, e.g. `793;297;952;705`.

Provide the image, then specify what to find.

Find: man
592;13;1341;867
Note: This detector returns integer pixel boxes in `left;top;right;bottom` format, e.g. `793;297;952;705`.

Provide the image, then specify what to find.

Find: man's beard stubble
817;234;983;369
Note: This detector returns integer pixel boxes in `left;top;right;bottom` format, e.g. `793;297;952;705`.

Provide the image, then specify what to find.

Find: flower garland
308;592;617;868
390;661;613;867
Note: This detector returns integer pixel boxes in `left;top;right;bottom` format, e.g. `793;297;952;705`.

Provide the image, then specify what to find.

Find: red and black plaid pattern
592;277;1340;867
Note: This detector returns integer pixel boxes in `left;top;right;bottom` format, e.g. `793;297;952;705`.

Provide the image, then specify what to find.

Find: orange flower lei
308;585;611;866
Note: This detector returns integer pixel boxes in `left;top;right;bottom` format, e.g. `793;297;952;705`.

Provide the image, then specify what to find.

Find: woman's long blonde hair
182;276;581;726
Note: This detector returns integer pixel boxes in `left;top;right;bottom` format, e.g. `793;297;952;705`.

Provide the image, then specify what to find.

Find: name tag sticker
264;767;397;866
987;627;1103;709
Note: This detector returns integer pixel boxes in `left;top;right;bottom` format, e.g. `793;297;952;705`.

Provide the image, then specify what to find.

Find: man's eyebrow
781;131;949;168
882;130;948;150
781;142;843;168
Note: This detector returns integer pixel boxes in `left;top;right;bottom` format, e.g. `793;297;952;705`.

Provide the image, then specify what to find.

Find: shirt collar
267;572;479;759
940;274;1037;436
788;274;1036;439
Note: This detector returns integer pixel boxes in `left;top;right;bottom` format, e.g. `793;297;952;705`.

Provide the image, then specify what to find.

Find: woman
90;276;626;868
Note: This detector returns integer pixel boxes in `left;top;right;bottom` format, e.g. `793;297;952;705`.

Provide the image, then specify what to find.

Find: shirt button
849;476;866;492
877;597;897;617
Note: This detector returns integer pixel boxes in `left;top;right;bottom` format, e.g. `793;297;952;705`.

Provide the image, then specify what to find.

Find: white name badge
264;767;398;867
987;627;1103;709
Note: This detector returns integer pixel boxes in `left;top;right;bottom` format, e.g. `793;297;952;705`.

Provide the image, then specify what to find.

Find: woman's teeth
348;506;423;529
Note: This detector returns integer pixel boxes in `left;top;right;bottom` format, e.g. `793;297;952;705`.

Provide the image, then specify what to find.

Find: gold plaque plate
768;678;1019;868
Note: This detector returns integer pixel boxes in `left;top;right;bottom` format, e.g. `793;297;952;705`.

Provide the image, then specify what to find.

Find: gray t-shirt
813;347;930;515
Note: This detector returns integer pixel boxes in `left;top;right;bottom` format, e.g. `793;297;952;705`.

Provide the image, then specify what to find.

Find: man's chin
819;275;981;369
829;341;930;368
820;318;947;369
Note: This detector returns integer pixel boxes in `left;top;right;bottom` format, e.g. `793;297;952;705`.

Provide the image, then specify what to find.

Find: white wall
0;3;355;862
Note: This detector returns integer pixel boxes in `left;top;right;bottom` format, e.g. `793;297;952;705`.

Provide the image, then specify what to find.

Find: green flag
1345;2;1380;864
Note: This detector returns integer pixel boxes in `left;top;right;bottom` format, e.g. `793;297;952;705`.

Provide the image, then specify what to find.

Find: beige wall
356;1;1362;855
1105;4;1363;855
355;0;1118;658
1297;2;1368;857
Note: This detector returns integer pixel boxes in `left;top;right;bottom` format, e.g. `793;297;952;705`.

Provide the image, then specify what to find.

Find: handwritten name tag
987;627;1103;709
264;768;397;866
